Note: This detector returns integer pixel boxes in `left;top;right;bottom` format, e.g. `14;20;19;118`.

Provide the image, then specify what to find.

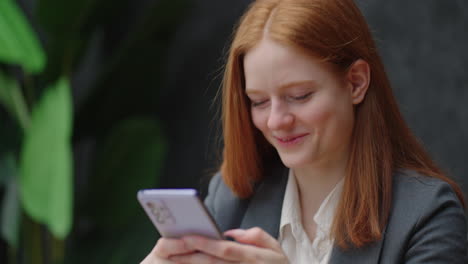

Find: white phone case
137;189;223;239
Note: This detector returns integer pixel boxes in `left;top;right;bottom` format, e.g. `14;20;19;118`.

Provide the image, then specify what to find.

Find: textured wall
357;0;468;197
160;0;468;200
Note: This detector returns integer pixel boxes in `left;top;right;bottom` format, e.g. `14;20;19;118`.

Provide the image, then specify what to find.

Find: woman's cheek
252;111;278;147
304;101;334;131
305;98;350;146
251;110;269;136
316;101;355;147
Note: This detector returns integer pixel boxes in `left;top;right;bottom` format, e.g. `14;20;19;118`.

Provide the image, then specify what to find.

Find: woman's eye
251;100;268;107
291;92;313;101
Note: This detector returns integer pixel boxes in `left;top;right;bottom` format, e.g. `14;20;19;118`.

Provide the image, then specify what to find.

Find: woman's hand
168;227;289;264
140;237;195;264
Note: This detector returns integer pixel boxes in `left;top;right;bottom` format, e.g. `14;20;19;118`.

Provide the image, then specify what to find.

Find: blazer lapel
236;156;390;263
237;161;388;263
239;164;289;238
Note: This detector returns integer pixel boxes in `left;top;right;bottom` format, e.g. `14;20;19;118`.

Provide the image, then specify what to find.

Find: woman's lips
273;133;309;147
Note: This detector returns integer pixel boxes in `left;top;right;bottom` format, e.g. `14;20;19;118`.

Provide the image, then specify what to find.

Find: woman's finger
183;236;256;261
140;254;174;264
182;235;289;263
183;235;281;262
169;252;237;264
224;227;283;252
152;237;194;258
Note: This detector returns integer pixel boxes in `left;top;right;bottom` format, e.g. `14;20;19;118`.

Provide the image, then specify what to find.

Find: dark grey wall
158;0;252;193
357;0;468;198
160;0;468;200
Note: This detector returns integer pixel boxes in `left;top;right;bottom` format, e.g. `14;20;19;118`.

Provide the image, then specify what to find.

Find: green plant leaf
0;70;30;130
0;153;21;249
18;77;73;239
0;0;46;74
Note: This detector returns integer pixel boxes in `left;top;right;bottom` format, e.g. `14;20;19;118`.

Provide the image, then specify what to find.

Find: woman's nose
267;102;294;131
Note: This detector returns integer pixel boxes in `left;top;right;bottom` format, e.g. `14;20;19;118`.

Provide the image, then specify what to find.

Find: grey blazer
204;165;467;263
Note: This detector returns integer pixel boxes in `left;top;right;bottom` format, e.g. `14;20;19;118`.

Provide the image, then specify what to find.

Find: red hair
220;0;465;248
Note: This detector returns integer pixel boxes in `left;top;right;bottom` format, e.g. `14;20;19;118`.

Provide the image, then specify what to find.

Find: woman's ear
346;59;370;105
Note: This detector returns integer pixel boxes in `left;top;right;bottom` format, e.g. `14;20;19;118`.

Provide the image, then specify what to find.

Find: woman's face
244;37;358;169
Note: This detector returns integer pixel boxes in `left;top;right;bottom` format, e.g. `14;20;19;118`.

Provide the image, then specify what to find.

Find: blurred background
0;0;466;263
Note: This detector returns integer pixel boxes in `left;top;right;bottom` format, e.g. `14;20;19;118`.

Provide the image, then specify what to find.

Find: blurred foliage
0;0;45;74
68;118;166;264
0;71;29;131
19;77;73;239
0;0;188;263
0;153;19;249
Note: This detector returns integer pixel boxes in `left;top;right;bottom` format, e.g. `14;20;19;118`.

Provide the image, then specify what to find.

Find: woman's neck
292;152;348;220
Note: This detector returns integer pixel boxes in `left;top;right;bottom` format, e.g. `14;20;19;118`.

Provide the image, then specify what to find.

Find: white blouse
278;170;344;264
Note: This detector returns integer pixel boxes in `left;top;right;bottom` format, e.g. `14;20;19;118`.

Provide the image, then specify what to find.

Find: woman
142;0;467;263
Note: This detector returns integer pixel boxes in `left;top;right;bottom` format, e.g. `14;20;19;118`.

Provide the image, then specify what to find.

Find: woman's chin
278;155;312;169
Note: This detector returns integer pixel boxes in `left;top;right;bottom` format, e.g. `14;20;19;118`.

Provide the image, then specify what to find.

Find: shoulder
204;172;236;213
203;172;250;231
391;169;464;216
384;169;467;263
390;169;466;230
204;162;288;216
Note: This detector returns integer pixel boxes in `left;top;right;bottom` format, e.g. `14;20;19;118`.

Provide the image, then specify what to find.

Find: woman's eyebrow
246;80;317;95
278;80;318;90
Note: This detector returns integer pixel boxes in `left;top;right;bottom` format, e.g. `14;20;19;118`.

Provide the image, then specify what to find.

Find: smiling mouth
274;133;309;144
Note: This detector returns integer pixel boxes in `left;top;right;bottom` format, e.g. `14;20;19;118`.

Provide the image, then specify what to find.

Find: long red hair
220;0;465;248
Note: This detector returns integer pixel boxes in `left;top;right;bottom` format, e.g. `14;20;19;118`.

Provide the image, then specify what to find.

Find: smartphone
137;189;223;240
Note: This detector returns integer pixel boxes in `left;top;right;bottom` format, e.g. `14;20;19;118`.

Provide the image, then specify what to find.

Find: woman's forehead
243;37;338;92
